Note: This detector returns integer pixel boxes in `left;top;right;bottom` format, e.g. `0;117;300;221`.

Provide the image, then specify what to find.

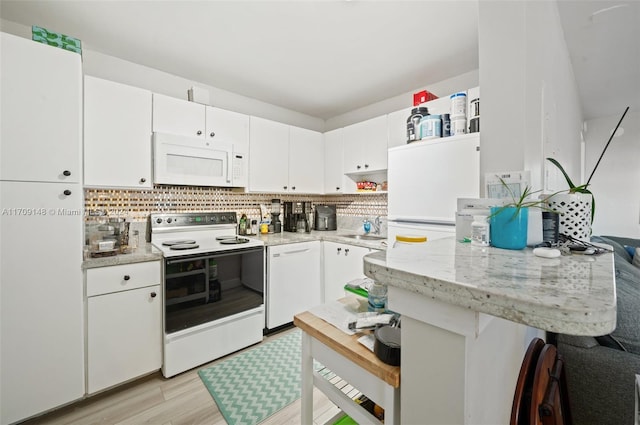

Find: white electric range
150;212;265;377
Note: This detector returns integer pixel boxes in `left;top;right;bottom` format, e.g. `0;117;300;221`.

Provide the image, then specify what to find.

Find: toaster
314;205;337;231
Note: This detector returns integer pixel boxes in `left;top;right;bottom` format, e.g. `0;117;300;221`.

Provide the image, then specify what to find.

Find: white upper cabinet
249;116;289;192
84;76;152;188
152;93;206;138
153;93;249;150
342;115;388;174
205;106;250;153
323;128;344;194
289;126;323;194
249;116;323;194
1;33;81;183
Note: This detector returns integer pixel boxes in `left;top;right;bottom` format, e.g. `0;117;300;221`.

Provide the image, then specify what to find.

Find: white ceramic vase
546;193;592;241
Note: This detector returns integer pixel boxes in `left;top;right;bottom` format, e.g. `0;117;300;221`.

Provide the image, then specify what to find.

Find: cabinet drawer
87;261;161;297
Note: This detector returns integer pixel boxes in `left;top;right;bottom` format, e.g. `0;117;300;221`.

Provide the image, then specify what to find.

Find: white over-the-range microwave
153;132;247;188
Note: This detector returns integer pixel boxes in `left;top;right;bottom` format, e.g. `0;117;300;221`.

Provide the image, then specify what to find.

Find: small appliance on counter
314;205;337;231
270;199;282;233
283;201;312;233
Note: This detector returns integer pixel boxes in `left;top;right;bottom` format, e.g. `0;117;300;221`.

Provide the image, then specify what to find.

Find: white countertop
363;237;616;336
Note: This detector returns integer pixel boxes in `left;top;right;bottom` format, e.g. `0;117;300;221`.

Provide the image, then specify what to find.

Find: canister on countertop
406;106;429;143
420;114;442;140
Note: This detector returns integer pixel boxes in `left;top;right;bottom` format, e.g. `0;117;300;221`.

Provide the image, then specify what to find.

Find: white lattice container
546;193;592;241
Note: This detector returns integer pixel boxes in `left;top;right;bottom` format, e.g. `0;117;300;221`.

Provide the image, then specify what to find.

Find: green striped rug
198;329;324;425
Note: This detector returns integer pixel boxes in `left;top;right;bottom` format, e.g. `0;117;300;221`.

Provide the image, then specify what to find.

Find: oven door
153;132;233;187
163;247;264;334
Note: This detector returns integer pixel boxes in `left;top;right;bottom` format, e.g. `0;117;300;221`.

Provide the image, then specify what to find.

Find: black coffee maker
283;201;312;232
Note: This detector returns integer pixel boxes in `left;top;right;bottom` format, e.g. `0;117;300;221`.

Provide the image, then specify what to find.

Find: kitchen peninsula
364;237;616;424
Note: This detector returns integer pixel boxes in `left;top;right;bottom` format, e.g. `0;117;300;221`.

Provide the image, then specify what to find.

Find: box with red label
413;90;438;106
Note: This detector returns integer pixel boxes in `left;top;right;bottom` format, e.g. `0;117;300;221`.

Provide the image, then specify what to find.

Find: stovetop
150;212;264;258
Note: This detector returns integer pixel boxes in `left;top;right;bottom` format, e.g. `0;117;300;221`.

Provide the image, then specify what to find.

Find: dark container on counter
406;106;429;143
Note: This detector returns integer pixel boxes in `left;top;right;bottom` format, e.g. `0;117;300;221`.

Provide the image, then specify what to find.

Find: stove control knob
220;216;227;222
210;216;218;223
167;218;173;223
156;218;163;224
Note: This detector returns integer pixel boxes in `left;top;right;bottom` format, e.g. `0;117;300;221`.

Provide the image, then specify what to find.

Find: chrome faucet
364;216;382;235
372;216;382;235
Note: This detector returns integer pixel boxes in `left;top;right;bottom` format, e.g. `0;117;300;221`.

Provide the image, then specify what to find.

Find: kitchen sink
341;234;387;241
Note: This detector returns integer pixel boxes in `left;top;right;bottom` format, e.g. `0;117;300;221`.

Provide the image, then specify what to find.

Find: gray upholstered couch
556;236;640;425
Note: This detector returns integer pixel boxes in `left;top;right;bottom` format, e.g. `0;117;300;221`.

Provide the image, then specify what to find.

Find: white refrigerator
387;133;480;243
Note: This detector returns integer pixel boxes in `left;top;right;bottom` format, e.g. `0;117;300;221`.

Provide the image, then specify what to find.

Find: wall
0;19;325;132
585;110;640;238
325;69;480;131
84;186;387;230
477;1;583;194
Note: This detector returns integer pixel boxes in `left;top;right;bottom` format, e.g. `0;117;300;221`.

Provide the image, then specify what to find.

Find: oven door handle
166;255;211;265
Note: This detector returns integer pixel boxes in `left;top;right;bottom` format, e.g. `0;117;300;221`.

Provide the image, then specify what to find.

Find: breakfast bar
363;237;616;424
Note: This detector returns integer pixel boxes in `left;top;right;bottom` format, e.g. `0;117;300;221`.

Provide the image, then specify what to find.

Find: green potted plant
489;177;558;250
546;106;629;240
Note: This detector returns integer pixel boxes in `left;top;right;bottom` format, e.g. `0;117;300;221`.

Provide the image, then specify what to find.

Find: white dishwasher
266;241;321;330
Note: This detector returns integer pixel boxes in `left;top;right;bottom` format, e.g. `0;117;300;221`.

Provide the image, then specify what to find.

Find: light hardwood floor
22;327;341;425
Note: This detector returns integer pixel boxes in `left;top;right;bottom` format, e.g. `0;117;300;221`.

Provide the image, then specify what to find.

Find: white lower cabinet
323;241;380;303
266;241;322;329
86;261;162;394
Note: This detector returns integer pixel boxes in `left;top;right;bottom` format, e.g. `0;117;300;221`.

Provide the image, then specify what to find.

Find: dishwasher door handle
272;248;311;257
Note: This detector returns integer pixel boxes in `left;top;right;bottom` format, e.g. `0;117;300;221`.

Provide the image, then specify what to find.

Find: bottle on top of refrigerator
450;92;467;117
406;106;429;143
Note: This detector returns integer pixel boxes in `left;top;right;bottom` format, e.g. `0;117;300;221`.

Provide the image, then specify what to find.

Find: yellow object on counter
260;223;269;234
395;235;427;243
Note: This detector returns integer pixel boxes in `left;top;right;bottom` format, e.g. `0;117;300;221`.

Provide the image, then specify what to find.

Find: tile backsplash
84;185;387;235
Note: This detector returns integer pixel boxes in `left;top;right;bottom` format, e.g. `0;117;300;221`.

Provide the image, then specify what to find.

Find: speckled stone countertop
251;230;388;250
82;243;163;269
363;237;616;336
82;231;386;269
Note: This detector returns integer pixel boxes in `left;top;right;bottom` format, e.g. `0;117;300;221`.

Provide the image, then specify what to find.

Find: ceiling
0;1;637;121
556;0;640;121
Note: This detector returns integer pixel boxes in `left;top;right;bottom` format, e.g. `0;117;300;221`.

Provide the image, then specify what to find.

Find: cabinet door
0;181;84;424
342;115;387;174
1;32;81;183
87;284;162;394
267;241;321;329
248;116;289;192
84;76;152;188
362;115;388;171
323;128;344;194
341;122;364;174
323;242;378;303
205;107;250;153
152;93;205;138
289;126;323;194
